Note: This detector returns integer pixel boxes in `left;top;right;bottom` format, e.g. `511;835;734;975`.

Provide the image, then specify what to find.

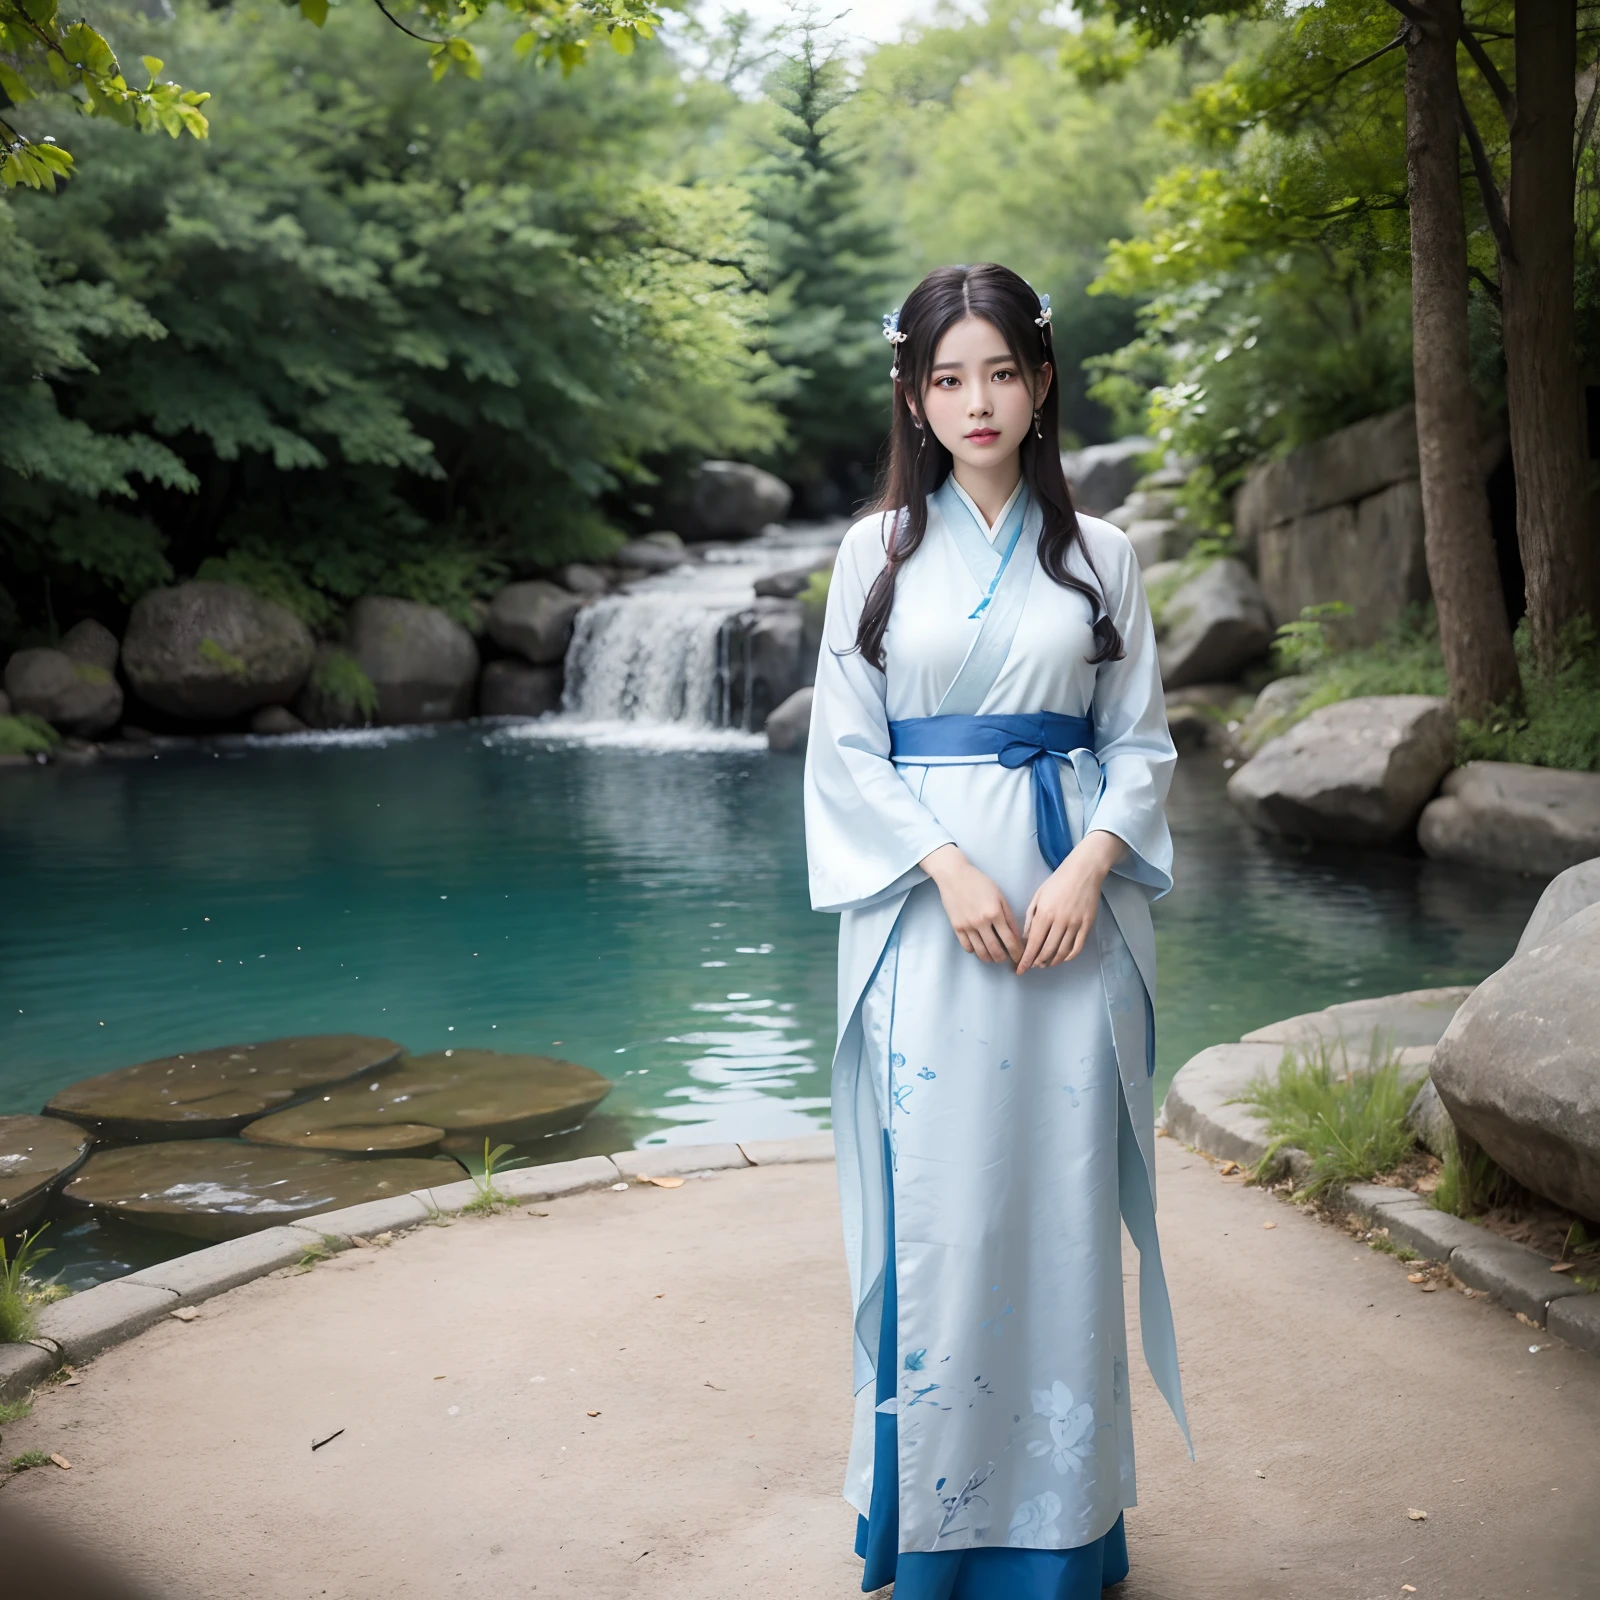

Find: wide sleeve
1084;529;1176;898
803;519;955;913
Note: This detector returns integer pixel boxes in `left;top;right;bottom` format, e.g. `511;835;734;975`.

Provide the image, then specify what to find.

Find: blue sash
887;711;1098;872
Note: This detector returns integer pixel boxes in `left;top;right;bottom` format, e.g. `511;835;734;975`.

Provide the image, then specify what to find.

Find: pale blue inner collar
948;475;1025;543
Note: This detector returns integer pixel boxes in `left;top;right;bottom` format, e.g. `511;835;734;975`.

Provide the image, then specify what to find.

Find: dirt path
4;1141;1598;1600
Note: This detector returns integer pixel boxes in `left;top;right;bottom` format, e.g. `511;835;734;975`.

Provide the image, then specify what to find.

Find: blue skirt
855;1135;1131;1597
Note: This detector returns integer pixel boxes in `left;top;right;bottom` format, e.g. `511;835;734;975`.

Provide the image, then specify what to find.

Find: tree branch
1382;0;1432;34
367;0;447;45
1578;69;1600;165
1458;89;1515;264
1468;263;1503;305
1460;26;1514;118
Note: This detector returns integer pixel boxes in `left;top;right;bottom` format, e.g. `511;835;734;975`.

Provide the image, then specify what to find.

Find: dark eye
934;376;959;388
993;368;1017;382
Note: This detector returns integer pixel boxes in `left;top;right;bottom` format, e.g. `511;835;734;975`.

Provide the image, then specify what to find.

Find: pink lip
965;429;1000;442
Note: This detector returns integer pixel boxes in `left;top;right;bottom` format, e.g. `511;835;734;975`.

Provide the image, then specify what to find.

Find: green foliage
1458;620;1600;773
196;636;246;678
1367;1233;1419;1262
310;650;379;724
0;1394;33;1423
0;711;60;755
0;1223;56;1343
1277;606;1450;723
8;1449;53;1470
2;2;779;640
1272;602;1355;674
1233;1035;1416;1199
1431;1141;1514;1221
462;1138;519;1213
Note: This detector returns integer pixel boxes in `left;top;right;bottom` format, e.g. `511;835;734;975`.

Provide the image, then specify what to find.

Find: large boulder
614;539;690;573
480;659;562;718
726;600;807;729
123;582;314;720
59;617;119;673
1157;559;1273;689
1418;762;1600;878
3;647;122;736
1060;438;1154;515
347;597;478;725
1431;903;1600;1219
1515;858;1600;954
487;580;583;665
766;686;813;754
1228;694;1455;844
1236;675;1312;756
690;461;793;537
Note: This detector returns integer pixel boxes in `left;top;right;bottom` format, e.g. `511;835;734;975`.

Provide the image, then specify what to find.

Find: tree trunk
1501;0;1592;671
1402;0;1521;717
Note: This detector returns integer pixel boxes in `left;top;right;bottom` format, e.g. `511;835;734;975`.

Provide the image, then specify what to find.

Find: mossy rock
0;1114;92;1233
44;1035;405;1141
57;1141;458;1241
245;1120;446;1158
240;1049;610;1155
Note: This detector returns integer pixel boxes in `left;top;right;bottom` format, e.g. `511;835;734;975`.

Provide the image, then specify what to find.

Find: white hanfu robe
804;482;1190;1558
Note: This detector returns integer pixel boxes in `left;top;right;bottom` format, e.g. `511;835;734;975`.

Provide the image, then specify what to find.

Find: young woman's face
914;315;1050;476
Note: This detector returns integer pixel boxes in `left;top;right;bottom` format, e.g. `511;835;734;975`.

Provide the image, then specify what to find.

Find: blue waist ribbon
887;711;1097;872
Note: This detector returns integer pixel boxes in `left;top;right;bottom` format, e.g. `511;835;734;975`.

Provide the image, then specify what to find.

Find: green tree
1;2;779;639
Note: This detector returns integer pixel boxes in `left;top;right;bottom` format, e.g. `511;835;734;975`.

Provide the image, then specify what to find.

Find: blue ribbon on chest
887;711;1097;872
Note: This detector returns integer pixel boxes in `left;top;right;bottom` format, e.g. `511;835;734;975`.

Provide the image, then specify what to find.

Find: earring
1033;410;1044;441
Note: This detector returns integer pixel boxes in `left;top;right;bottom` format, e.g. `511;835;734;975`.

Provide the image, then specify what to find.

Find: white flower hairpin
883;307;908;379
1034;292;1052;329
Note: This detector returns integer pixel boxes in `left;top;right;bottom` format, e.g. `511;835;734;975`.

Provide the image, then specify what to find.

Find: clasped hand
919;834;1127;974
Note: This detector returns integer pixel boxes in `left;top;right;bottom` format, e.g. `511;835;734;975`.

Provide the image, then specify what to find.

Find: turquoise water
2;724;1542;1282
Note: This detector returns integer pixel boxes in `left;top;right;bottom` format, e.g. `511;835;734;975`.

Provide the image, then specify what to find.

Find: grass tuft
0;1395;34;1424
1232;1034;1416;1199
8;1450;52;1471
0;713;60;757
0;1225;58;1344
1458;618;1600;772
462;1139;519;1216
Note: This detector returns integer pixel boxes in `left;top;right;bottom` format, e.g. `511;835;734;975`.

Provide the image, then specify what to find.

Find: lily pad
240;1049;611;1155
57;1141;458;1241
44;1035;406;1141
0;1114;92;1233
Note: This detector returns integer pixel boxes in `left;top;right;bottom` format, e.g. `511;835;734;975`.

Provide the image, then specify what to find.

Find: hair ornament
1034;292;1052;329
882;308;908;345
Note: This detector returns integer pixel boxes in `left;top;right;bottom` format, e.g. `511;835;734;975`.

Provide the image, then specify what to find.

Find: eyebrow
930;353;1017;372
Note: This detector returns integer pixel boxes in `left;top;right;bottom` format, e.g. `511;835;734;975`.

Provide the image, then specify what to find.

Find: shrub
0;713;59;757
1458;619;1600;773
309;651;379;725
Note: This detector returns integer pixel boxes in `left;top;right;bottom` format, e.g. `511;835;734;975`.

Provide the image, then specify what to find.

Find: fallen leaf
1551;1261;1576;1273
434;1375;446;1380
587;1409;601;1418
49;1454;71;1470
1420;1284;1438;1293
1402;1586;1417;1593
1407;1273;1426;1284
1219;1161;1240;1176
170;1307;200;1322
351;1236;372;1248
1262;1221;1276;1231
647;1176;685;1189
1515;1311;1538;1328
1407;1508;1427;1521
62;1377;81;1386
1254;1468;1266;1479
373;1232;394;1244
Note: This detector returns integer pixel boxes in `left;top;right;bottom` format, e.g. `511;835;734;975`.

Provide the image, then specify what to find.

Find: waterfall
556;525;844;739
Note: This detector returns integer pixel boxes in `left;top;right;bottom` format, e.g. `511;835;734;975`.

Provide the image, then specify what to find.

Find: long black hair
853;262;1124;672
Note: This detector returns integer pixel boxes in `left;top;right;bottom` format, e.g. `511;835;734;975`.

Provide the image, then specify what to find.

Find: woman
803;263;1190;1598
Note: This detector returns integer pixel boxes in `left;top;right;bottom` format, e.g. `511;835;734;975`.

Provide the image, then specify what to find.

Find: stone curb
0;1142;821;1405
1163;1006;1600;1353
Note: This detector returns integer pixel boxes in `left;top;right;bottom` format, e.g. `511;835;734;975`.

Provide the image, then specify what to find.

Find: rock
1256;480;1430;644
614;539;690;572
556;563;610;596
1431;903;1600;1219
259;1121;446;1158
3;648;122;736
725;601;807;729
122;583;314;721
1236;675;1313;756
1124;518;1192;568
487;581;583;666
250;705;307;736
1405;1077;1456;1160
641;530;685;550
1060;438;1154;514
59;618;119;673
480;660;563;718
1235;405;1420;546
1157;559;1273;689
754;562;830;600
347;597;478;724
1418;763;1600;878
57;1141;454;1241
1228;695;1455;844
0;1113;92;1233
1103;489;1177;533
1515;858;1600;954
0;688;9;717
240;1049;611;1156
1241;987;1472;1052
766;686;814;754
1165;702;1216;754
44;1034;405;1141
690;461;793;537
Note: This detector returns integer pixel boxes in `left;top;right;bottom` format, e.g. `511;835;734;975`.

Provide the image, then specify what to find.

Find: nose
967;388;993;418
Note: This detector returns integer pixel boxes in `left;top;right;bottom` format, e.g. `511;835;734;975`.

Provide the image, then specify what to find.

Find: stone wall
1233;407;1428;644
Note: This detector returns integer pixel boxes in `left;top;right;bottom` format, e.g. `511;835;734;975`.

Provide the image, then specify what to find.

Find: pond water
1;723;1543;1285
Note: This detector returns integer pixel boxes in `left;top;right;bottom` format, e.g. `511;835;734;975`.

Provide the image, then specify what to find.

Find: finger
975;921;1009;965
1017;913;1050;974
1055;920;1088;965
996;902;1025;965
955;929;973;955
1037;915;1072;968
